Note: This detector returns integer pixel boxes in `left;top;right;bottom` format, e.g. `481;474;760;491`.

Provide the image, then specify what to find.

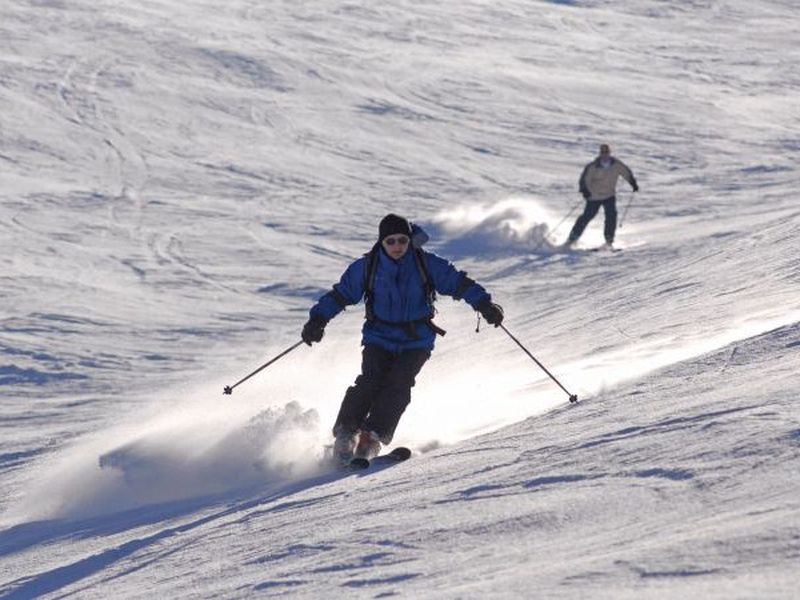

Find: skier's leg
332;345;392;438
362;349;430;444
602;196;618;244
567;201;600;243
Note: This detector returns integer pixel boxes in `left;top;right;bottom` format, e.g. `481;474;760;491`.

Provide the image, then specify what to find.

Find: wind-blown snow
1;0;798;598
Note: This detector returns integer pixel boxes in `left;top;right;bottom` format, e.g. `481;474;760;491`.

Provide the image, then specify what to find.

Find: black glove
581;190;591;200
476;299;504;327
631;180;639;192
301;316;327;346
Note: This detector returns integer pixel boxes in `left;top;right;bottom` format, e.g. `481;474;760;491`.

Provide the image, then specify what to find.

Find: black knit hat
378;213;412;241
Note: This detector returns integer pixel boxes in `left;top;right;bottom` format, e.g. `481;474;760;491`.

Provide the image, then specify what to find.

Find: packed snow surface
1;0;798;598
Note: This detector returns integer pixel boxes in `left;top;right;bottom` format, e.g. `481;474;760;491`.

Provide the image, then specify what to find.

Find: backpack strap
363;245;445;336
411;247;437;307
410;248;444;335
363;243;381;322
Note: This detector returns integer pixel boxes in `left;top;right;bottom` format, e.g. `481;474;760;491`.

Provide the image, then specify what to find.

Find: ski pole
223;340;304;395
532;197;581;251
619;191;636;228
499;324;578;403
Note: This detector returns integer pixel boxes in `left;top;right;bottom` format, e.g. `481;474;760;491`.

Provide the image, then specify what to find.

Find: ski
544;243;622;255
588;245;622;253
348;446;412;470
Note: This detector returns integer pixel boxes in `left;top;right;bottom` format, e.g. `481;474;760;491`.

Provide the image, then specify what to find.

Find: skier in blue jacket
302;213;504;463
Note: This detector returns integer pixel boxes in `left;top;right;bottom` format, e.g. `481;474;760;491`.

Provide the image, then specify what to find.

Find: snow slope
1;0;798;597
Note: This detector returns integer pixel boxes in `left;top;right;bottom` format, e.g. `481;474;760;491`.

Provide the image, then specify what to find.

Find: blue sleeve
309;257;367;321
424;252;490;309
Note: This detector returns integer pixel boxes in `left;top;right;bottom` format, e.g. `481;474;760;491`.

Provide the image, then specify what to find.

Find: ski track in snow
1;0;799;598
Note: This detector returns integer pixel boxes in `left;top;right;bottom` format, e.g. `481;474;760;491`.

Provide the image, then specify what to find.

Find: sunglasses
383;236;410;247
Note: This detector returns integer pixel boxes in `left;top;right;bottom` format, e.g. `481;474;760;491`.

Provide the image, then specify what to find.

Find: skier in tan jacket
564;144;638;250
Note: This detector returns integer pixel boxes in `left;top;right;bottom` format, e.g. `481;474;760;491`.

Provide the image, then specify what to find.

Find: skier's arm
426;252;504;327
425;253;491;308
579;163;591;198
618;161;639;191
308;258;367;322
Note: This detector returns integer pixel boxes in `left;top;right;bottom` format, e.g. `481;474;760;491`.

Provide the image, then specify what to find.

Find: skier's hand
301;316;327;345
477;299;504;327
632;181;639;192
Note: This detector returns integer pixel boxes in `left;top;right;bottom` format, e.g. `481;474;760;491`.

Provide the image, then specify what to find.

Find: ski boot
333;431;358;465
353;430;382;461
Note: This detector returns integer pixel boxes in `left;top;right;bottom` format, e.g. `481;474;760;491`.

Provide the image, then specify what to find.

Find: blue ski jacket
309;246;491;353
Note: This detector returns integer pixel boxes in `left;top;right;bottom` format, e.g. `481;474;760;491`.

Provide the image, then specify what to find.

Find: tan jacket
579;157;637;201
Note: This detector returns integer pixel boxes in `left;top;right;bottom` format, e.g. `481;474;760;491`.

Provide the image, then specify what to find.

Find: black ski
349;446;412;470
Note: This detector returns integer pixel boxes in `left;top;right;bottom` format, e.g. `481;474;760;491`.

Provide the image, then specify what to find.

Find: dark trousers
568;196;617;244
333;345;430;444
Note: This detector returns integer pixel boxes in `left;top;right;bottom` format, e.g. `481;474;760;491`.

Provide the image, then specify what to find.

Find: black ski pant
568;196;617;244
333;344;430;444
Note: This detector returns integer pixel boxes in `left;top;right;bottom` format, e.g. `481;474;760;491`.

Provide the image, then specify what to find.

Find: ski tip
389;446;412;460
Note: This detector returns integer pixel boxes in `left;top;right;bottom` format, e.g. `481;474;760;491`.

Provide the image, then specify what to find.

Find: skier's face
382;235;410;260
